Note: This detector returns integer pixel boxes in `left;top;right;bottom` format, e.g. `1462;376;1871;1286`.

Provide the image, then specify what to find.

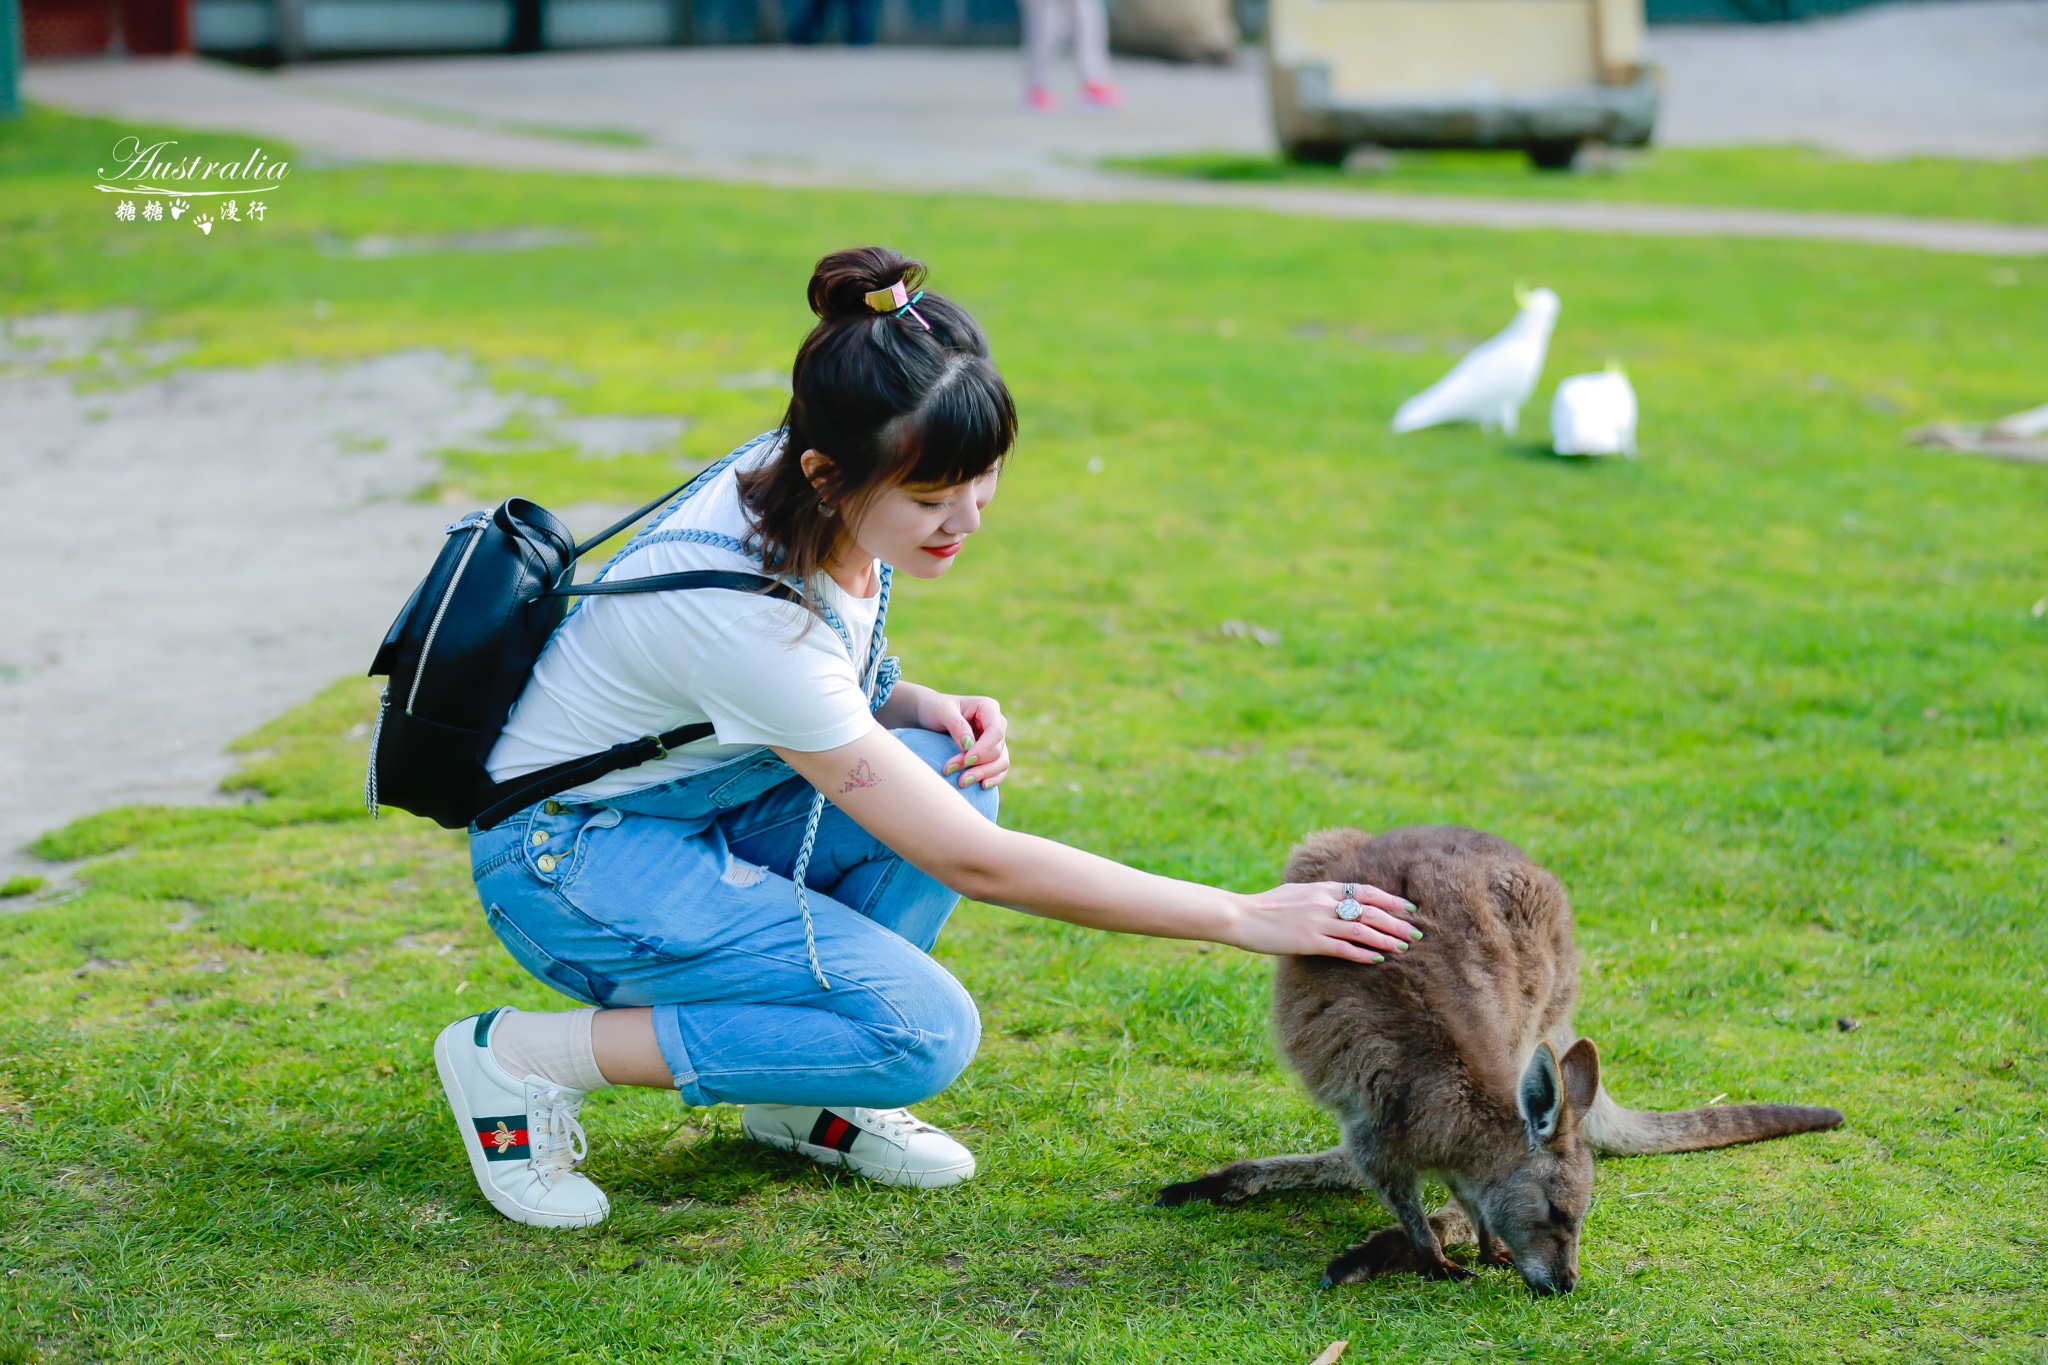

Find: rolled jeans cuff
650;1005;706;1104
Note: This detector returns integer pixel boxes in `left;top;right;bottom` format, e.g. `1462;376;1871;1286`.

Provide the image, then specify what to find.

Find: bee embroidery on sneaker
473;1116;530;1160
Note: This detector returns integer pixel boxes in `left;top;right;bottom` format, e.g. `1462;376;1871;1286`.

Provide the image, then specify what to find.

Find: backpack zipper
406;518;488;716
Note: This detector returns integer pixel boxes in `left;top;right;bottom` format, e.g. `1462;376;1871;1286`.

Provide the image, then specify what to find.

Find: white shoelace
854;1107;942;1148
527;1085;590;1182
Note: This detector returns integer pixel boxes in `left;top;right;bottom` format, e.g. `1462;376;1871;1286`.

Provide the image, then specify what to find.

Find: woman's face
847;466;1000;581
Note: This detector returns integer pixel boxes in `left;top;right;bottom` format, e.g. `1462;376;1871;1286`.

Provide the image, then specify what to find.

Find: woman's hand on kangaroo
1231;881;1422;963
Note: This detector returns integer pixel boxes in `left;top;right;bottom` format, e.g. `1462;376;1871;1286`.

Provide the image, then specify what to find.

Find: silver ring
1336;898;1362;921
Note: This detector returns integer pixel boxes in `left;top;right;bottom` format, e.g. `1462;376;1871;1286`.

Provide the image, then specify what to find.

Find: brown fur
1157;826;1844;1294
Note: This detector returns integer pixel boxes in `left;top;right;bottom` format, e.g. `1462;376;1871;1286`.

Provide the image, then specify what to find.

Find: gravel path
0;326;640;885
1650;0;2048;158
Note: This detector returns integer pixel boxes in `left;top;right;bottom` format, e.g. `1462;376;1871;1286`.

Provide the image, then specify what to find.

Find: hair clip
864;280;931;330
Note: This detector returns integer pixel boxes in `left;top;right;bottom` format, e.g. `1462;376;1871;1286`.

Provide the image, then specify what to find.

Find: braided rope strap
788;549;894;994
791;789;830;990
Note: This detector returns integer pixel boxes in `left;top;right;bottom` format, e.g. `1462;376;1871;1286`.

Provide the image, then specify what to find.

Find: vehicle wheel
1527;139;1582;171
1286;141;1348;167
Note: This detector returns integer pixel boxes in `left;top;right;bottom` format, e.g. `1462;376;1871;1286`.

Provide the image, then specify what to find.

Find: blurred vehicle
1265;0;1658;169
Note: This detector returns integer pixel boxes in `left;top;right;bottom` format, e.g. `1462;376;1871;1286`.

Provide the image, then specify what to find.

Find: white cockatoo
1550;362;1638;457
1989;401;2048;439
1391;286;1560;437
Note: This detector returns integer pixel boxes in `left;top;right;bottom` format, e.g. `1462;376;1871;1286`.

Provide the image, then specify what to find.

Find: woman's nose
943;502;980;536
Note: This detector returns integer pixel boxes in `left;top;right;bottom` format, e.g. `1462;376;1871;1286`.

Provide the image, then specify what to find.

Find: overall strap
584;433;778;579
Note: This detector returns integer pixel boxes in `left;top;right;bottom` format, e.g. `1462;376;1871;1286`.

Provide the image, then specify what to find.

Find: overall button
536;854;559;873
530;829;549;846
543;800;563;815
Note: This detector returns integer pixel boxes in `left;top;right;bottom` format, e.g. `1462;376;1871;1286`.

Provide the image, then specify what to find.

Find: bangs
882;354;1017;488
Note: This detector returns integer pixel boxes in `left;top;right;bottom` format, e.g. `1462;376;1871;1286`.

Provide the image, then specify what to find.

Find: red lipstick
922;542;962;560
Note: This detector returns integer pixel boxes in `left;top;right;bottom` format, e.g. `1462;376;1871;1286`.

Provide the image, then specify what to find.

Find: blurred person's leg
1019;0;1066;104
1072;0;1117;102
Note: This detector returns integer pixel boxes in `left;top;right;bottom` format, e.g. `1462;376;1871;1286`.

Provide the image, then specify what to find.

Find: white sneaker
433;1008;610;1228
742;1104;977;1189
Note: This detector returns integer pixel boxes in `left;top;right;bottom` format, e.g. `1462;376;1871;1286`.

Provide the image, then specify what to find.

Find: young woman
435;246;1424;1228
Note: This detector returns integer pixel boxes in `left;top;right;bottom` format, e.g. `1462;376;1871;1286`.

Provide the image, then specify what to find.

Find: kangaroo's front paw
1416;1255;1476;1282
1155;1171;1242;1207
1319;1226;1419;1286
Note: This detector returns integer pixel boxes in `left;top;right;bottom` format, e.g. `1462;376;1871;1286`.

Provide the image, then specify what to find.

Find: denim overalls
468;434;997;1110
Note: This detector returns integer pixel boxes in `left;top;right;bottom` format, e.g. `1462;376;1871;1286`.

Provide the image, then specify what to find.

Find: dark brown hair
738;246;1017;583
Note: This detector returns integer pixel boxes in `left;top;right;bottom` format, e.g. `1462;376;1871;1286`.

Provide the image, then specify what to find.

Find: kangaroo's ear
1558;1038;1600;1115
1283;828;1374;885
1518;1043;1564;1144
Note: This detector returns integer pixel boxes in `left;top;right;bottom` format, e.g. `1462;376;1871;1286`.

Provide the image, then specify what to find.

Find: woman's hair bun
807;245;928;321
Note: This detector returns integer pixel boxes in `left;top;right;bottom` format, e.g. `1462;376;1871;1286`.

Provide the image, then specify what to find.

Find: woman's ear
799;448;835;492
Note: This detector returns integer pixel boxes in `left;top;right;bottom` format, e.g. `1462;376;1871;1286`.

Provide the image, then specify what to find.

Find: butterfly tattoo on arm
836;758;882;795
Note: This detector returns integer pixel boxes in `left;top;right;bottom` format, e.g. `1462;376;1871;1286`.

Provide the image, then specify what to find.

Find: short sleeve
685;606;879;753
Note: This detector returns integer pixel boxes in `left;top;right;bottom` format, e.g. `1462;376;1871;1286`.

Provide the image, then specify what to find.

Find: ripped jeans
469;728;997;1109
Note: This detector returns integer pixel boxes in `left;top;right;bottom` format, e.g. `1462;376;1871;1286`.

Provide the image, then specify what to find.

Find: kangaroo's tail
1582;1087;1843;1156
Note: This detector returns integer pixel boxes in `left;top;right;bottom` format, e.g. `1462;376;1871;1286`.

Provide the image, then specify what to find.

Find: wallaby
1157;825;1843;1295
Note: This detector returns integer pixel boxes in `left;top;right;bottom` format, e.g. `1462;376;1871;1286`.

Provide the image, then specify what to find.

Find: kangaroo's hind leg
1156;1149;1362;1207
1323;1176;1475;1285
1315;1204;1471;1283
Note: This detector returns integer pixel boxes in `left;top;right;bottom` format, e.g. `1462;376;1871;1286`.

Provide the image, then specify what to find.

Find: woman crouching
435;245;1422;1227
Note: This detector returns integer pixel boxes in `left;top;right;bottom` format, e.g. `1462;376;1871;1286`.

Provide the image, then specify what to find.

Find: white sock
490;1007;612;1093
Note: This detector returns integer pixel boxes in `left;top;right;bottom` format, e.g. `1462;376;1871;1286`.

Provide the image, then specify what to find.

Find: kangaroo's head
1475;1038;1600;1295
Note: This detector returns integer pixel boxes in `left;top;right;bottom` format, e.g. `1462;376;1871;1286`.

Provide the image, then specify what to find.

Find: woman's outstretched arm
771;727;1419;963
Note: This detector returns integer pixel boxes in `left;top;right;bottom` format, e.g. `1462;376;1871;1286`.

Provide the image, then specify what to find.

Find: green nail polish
1367;952;1385;963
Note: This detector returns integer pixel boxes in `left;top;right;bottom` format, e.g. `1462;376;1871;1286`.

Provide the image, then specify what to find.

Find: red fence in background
24;0;190;56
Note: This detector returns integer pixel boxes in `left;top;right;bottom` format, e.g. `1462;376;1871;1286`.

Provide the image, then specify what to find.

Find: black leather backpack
365;477;799;831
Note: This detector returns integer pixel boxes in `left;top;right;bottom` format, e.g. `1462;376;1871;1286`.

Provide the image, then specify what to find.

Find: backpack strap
544;570;804;601
570;477;694;559
473;722;715;831
472;570;804;830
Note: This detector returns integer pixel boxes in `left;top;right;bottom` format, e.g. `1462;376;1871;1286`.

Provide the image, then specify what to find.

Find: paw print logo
195;213;214;235
168;198;189;220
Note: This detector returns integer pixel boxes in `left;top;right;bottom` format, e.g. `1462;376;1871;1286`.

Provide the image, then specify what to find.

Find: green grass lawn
2;107;2045;1363
1105;146;2048;226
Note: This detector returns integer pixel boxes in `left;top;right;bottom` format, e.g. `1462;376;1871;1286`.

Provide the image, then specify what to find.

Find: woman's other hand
918;691;1010;789
1228;881;1422;964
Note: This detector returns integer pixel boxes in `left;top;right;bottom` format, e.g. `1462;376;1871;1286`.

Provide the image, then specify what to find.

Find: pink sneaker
1023;85;1057;112
1081;81;1123;110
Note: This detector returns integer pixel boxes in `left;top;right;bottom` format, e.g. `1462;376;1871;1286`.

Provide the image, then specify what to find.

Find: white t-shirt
486;437;881;798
